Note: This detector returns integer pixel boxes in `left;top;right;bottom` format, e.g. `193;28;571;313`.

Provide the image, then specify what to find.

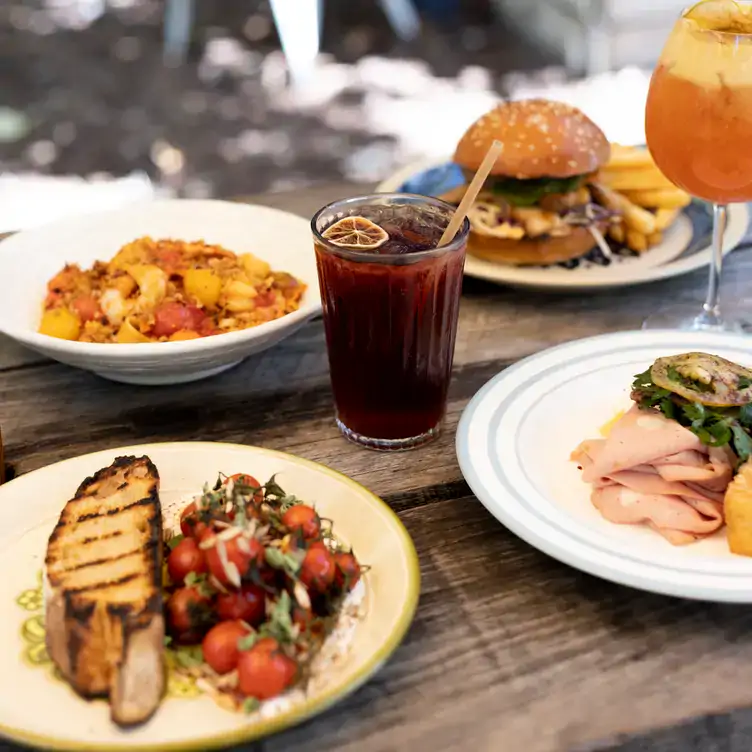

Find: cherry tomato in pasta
72;295;100;323
152;302;207;338
254;290;276;308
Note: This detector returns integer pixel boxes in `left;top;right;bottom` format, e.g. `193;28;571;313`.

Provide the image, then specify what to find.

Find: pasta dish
39;237;306;343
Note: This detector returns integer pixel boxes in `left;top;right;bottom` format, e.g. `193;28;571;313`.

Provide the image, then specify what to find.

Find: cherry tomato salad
163;472;366;713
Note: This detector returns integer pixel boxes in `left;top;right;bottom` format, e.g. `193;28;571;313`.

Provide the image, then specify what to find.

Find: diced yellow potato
125;264;168;306
240;252;271;281
183;268;222;308
39;308;81;341
115;318;151;344
169;330;201;341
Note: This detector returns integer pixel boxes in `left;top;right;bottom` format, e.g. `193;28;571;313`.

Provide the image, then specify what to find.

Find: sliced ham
571;405;735;545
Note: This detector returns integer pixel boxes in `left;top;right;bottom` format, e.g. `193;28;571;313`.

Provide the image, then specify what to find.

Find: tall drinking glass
644;0;752;331
312;194;470;451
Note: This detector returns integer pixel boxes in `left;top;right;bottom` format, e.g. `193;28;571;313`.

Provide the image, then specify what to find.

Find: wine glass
643;0;752;332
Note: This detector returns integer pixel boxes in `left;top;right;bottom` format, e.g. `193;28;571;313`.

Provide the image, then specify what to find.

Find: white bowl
0;200;322;385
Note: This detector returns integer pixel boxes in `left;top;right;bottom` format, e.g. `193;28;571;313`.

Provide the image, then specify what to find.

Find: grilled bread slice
44;455;165;726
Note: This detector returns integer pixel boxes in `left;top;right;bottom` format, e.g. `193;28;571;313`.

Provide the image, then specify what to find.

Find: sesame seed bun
467;223;608;266
454;99;611;179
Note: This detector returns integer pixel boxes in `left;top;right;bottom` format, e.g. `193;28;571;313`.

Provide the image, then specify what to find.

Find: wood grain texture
1;186;752;752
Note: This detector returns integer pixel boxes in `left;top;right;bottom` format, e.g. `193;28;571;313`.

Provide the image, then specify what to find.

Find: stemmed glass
643;0;752;331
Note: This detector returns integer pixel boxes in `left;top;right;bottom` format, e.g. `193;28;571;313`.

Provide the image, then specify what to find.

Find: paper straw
437;139;503;247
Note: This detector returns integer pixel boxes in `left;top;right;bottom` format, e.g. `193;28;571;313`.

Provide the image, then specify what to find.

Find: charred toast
44;455;165;726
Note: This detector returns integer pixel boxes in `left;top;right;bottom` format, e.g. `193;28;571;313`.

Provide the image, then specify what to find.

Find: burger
450;99;614;266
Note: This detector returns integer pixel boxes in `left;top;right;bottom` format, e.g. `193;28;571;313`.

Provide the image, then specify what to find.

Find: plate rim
376;159;750;291
455;329;752;603
0;198;322;357
0;441;421;751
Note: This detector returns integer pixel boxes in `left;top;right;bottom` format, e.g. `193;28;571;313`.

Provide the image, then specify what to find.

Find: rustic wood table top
3;185;752;752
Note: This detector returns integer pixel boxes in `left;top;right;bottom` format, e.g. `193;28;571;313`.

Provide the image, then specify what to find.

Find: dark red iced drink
312;194;469;450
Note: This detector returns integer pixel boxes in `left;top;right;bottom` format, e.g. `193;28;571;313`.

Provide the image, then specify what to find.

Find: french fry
598;166;677;192
622;188;691;209
647;231;663;247
605;144;654;170
654;208;681;231
608;223;625;245
626;228;649;254
591;183;657;235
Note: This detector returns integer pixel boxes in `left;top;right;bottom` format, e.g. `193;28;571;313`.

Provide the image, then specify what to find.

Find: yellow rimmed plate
0;442;420;750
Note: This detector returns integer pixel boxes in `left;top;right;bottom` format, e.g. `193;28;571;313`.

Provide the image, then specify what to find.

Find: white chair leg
378;0;420;41
163;0;195;65
269;0;321;87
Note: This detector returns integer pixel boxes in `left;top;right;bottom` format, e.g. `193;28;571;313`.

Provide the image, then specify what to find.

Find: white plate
0;442;420;750
0;200;322;385
377;158;750;291
456;329;752;602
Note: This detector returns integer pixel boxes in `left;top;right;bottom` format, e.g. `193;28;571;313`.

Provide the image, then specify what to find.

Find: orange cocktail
642;0;752;332
646;2;752;203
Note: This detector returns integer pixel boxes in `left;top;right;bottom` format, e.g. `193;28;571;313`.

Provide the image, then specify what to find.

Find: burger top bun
454;99;611;180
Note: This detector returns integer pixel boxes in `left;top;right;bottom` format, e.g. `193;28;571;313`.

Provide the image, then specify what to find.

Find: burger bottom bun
466;223;607;267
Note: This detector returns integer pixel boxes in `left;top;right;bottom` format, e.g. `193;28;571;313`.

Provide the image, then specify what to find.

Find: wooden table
3;185;752;752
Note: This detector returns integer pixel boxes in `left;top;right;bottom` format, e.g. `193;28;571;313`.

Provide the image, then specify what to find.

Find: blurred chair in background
163;0;421;85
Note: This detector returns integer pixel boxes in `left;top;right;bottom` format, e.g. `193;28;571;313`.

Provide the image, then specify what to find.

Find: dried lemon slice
322;216;389;250
684;0;752;32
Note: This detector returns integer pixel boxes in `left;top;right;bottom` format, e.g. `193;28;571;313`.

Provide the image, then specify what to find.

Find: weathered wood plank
0;348;507;497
